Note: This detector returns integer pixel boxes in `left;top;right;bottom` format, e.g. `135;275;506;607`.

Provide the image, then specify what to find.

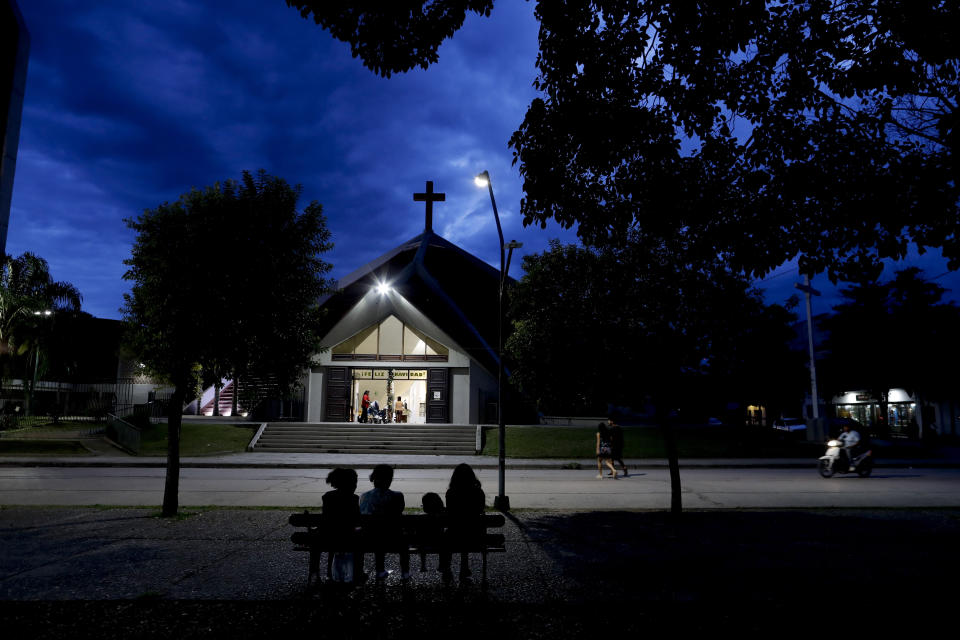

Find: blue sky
8;0;960;320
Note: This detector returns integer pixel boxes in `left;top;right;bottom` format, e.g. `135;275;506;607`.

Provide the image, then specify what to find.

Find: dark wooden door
324;367;350;421
426;368;449;423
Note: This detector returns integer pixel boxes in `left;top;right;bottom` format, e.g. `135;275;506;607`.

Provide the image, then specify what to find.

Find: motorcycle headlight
827;440;841;447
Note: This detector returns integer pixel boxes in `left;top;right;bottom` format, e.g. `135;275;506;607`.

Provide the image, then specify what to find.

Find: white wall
305;368;324;422
451;367;470;424
468;360;498;423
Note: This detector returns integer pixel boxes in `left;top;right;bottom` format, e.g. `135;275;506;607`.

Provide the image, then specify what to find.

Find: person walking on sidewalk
608;416;628;477
596;422;618;479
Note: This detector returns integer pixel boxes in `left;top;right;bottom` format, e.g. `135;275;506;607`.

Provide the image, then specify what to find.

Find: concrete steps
251;422;477;455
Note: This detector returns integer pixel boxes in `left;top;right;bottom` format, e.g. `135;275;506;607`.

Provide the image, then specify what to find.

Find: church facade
301;182;504;424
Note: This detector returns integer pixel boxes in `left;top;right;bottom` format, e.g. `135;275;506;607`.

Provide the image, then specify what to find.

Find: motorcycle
818;440;874;478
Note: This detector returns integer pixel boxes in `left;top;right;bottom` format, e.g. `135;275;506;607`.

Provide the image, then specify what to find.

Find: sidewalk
2;449;959;469
3;506;957;637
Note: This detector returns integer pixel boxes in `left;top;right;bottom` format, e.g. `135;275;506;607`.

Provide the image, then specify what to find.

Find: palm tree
0;253;82;415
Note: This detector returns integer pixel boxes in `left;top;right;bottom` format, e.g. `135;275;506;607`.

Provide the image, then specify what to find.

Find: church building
301;182;505;425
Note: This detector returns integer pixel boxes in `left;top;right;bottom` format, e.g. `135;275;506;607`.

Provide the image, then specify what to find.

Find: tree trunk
213;383;221;416
662;417;682;516
161;385;186;517
231;378;238;417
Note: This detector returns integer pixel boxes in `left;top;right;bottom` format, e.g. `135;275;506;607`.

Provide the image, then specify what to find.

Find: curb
2;458;958;470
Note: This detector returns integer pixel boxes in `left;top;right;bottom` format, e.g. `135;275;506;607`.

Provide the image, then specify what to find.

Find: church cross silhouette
413;181;445;232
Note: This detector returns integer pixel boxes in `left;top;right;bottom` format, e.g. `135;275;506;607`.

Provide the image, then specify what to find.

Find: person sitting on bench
359;464;410;580
321;468;361;583
419;492;445;571
440;463;486;582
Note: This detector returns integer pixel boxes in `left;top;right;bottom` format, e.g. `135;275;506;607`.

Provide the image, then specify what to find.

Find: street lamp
27;309;53;416
475;170;522;511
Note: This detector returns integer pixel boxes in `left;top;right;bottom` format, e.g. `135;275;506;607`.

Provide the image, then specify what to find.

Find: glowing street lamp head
376;282;391;295
474;172;489;187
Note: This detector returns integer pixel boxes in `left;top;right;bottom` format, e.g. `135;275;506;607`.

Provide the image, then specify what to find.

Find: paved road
3;465;959;508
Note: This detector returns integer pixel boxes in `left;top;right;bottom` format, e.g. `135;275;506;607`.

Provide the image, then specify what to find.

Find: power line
757;267;796;283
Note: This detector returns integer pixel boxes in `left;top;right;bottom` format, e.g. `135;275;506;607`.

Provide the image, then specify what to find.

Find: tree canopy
0;252;82;352
0;252;82;412
510;1;960;281
289;1;960;282
123;170;335;515
820;267;960;404
284;1;493;77
506;236;803;418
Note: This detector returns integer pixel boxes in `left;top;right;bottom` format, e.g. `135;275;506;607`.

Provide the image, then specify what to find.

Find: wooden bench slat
290;511;506;586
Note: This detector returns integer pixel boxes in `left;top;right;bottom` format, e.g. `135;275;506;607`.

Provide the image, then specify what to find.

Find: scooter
818;440;874;478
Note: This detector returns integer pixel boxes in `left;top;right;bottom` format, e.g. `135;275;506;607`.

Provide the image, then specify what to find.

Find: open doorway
392;378;427;424
351;370;428;423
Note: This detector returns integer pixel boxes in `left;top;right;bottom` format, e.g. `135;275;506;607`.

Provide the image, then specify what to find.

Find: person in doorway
440;463;486;582
360;390;371;423
394;396;405;423
359;464;410;580
596;422;618;479
607;416;628;477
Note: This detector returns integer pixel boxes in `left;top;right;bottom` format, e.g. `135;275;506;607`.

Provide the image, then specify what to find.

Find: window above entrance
332;315;449;361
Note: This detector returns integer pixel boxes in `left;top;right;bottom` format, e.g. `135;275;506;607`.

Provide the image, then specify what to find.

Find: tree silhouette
123;170;335;516
507;237;802;418
509;1;960;281
289;1;960;279
820;268;960;435
0;252;82;414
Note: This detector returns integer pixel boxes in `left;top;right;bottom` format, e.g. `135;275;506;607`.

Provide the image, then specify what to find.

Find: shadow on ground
3;508;958;638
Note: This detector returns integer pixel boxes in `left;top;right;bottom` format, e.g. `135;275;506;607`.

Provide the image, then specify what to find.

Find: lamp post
26;310;53;416
475;171;521;511
795;273;822;438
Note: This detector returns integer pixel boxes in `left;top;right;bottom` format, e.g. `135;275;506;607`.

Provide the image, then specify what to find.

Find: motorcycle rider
837;423;861;471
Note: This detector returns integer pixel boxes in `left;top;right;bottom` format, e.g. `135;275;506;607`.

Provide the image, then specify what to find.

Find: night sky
8;0;959;321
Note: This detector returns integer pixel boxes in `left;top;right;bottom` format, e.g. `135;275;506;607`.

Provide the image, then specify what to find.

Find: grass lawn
481;425;823;459
1;420;107;436
0;440;92;455
138;422;259;456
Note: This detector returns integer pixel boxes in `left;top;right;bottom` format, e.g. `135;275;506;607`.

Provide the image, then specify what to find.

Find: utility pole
795;274;821;419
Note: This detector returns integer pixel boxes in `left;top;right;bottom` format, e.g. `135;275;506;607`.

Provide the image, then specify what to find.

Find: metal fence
0;378;138;430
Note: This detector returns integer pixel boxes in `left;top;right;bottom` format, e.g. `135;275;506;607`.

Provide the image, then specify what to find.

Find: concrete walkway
3;506;957;637
2;450;960;469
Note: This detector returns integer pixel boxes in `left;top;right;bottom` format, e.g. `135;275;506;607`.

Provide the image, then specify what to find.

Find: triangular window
332;315;449;361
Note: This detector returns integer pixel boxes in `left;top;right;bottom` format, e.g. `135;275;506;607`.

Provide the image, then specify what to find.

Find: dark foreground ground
2;507;958;638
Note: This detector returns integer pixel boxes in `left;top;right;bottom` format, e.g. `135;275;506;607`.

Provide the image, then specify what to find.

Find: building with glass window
301;224;504;424
1;0;30;257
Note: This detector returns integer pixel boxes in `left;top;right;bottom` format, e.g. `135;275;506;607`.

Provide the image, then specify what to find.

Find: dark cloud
8;0;958;319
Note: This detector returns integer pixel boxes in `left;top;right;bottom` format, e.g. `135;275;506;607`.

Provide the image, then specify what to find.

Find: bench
289;512;506;586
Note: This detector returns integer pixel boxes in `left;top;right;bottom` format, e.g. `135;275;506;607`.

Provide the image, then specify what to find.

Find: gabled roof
318;230;509;374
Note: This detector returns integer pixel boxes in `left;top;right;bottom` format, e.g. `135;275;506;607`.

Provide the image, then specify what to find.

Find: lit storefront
832;388;918;438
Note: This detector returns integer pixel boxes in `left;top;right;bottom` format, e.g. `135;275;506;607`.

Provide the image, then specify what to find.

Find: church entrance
351;369;428;423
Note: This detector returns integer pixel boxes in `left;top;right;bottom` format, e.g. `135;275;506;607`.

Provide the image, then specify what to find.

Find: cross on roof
413;181;445;233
